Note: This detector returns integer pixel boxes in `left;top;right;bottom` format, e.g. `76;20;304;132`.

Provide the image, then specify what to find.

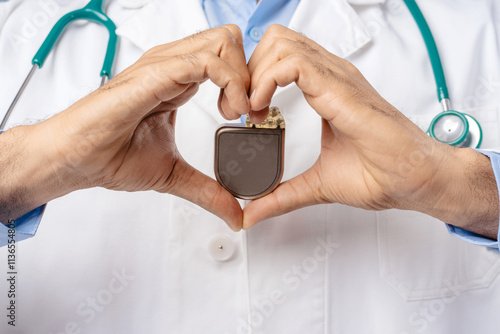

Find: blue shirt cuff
446;149;500;251
0;205;45;247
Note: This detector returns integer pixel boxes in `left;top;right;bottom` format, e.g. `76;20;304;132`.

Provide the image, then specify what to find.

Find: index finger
247;25;338;122
215;25;251;120
145;25;250;120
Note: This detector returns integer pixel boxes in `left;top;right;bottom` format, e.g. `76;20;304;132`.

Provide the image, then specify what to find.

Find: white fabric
1;0;500;333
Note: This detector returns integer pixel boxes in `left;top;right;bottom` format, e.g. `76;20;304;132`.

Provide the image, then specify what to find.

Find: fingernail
250;90;256;102
228;218;242;232
242;217;249;230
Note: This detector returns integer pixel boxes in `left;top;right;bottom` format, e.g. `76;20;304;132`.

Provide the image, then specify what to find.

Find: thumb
167;159;243;231
242;166;323;229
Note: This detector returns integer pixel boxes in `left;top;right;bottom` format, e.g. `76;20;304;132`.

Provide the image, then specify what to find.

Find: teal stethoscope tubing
403;0;448;103
0;0;117;130
2;0;483;148
33;0;117;78
403;0;482;148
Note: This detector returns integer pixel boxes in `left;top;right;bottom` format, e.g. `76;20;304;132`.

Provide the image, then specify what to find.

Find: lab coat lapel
116;0;380;123
116;0;380;56
289;0;374;60
275;0;383;118
269;0;376;105
116;0;231;124
116;0;209;51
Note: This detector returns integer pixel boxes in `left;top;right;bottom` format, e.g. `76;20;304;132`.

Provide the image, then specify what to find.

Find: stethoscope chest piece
428;111;482;148
403;0;484;149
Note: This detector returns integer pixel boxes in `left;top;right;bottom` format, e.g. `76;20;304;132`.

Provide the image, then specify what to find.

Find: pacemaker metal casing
214;124;285;200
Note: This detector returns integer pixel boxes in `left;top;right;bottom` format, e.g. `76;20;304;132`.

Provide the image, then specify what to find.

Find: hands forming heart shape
23;24;496;238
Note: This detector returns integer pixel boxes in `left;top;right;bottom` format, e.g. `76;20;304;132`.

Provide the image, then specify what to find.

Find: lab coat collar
116;0;210;51
116;0;378;58
116;0;377;123
288;0;374;58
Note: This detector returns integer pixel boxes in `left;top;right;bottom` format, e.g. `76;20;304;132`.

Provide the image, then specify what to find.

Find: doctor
1;0;500;333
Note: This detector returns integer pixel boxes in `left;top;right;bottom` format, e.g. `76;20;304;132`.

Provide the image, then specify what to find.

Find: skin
0;24;497;240
242;25;499;240
0;25;250;232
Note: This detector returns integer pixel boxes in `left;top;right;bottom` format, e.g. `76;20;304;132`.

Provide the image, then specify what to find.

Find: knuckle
221;24;241;37
211;26;240;51
228;72;244;87
273;37;292;55
265;24;286;39
241;70;251;83
342;59;359;73
215;25;235;40
144;45;164;57
196;50;216;63
288;53;309;66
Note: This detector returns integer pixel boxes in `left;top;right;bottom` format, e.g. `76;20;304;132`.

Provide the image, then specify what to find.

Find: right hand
241;25;498;239
5;25;249;230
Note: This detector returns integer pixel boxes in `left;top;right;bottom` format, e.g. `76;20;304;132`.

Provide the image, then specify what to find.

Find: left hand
0;25;249;230
242;25;499;239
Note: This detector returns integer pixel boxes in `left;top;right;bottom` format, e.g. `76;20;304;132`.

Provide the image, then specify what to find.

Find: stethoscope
404;0;482;148
0;0;117;131
0;0;484;148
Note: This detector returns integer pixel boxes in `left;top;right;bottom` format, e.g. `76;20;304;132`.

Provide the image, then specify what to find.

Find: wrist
0;122;82;222
34;119;91;192
414;145;499;239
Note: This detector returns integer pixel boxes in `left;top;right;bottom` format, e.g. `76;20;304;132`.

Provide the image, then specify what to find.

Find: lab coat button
249;27;263;42
208;236;235;262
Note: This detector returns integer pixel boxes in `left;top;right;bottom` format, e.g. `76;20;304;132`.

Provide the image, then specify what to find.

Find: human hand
242;25;498;238
5;25;250;230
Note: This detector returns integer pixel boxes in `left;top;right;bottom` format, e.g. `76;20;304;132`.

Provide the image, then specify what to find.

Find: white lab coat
1;0;500;333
